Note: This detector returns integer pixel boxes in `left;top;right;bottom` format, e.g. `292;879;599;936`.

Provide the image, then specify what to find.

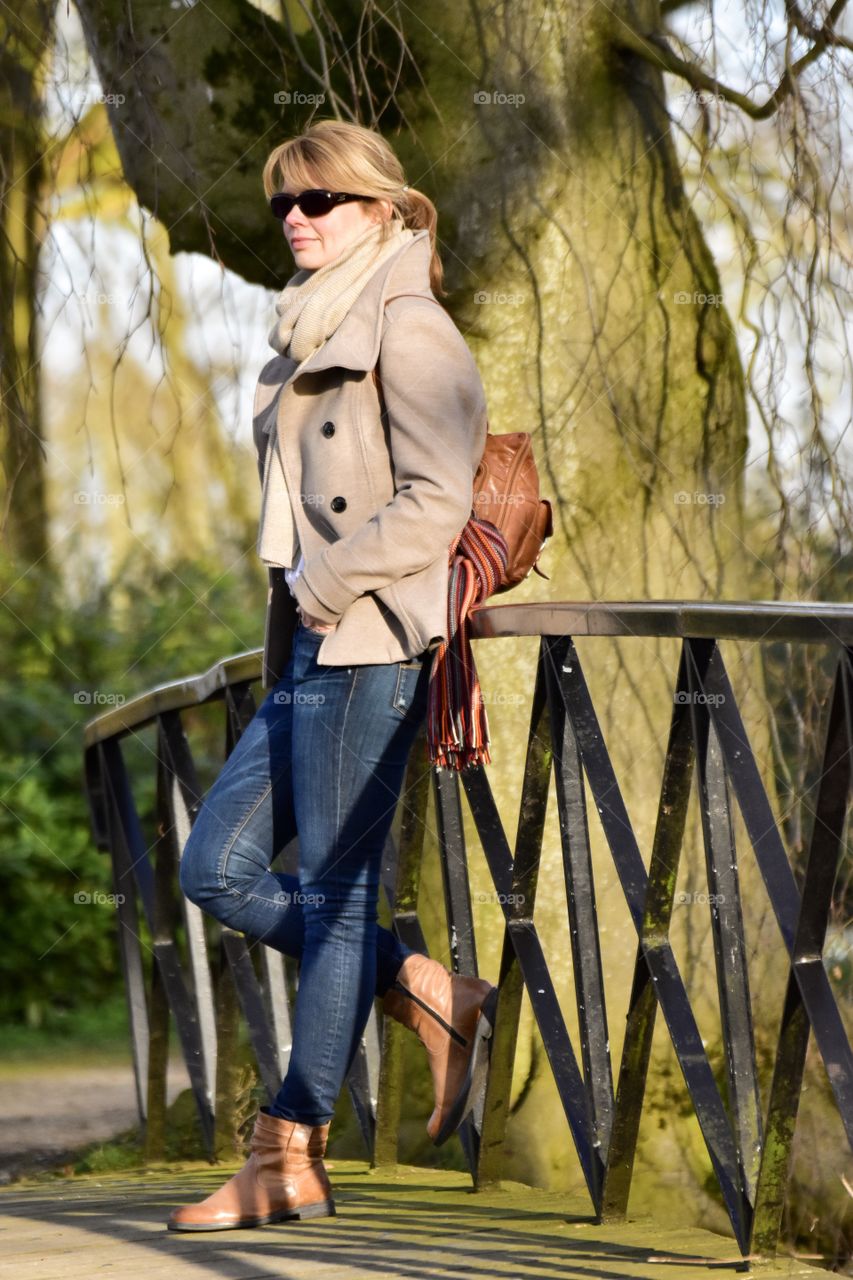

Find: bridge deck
0;1159;828;1279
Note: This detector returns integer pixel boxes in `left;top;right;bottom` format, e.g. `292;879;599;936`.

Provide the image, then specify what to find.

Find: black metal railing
82;600;853;1257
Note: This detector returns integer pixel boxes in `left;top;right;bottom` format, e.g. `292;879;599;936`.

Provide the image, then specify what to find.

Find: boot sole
167;1199;336;1231
432;986;498;1146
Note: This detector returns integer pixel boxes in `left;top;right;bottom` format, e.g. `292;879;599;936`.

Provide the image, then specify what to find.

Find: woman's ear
372;197;394;223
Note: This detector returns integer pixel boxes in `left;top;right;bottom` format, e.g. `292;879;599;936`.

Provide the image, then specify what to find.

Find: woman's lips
291;238;314;246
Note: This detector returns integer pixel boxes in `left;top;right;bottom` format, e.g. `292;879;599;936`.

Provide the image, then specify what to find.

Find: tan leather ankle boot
167;1107;335;1231
382;952;497;1145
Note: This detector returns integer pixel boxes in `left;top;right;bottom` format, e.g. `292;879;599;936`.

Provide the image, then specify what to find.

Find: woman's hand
297;605;337;634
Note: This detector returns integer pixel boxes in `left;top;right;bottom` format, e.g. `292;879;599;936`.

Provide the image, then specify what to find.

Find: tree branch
73;0;313;285
615;0;851;120
785;0;853;53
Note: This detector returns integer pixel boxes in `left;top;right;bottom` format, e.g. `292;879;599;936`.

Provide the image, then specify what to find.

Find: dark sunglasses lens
299;191;336;217
270;191;336;219
270;193;294;219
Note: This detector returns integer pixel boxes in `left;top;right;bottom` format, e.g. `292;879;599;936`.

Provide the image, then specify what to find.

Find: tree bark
0;5;51;565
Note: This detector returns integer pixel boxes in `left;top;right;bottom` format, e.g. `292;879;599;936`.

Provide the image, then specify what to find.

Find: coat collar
262;226;433;405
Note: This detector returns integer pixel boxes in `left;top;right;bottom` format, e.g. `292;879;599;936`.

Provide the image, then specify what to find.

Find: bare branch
786;0;853;52
615;0;852;120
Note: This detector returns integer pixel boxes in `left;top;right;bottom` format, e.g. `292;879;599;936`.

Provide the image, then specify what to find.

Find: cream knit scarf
258;216;415;569
268;215;414;362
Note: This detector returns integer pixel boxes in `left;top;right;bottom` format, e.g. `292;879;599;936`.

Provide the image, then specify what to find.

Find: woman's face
281;186;393;270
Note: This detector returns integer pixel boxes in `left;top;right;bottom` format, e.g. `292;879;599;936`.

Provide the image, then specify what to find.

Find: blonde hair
262;120;445;297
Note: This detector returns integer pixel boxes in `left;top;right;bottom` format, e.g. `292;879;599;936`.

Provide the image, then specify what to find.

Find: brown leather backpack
472;430;553;592
373;293;554;594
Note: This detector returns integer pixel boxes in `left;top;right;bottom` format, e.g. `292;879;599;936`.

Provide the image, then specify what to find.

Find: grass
0;995;132;1073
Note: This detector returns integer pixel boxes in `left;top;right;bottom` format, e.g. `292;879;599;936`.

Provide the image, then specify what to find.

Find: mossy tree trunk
0;4;51;566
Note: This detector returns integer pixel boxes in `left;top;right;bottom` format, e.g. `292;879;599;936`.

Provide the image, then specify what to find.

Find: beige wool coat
251;227;489;688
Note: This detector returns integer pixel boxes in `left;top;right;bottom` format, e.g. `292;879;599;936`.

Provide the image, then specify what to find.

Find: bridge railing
82;600;853;1257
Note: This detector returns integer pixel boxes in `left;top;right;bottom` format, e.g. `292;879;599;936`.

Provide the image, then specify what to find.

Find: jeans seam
314;663;361;1113
216;778;276;896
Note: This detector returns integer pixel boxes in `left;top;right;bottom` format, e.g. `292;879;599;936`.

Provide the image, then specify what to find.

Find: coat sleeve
291;299;486;624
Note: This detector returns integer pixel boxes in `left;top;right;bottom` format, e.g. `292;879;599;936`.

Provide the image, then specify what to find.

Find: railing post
81;604;853;1257
373;729;431;1168
477;636;553;1188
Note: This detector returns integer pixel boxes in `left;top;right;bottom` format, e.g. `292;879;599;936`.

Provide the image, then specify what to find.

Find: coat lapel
273;228;432;384
253;226;435;574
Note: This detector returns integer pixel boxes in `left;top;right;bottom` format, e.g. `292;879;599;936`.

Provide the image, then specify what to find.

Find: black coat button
330;496;347;513
321;421;335;437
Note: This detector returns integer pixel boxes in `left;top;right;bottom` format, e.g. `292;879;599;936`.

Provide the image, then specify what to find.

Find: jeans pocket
391;657;427;718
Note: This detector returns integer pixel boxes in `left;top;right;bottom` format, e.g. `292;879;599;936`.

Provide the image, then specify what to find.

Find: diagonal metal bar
543;635;614;1162
602;643;696;1218
477;638;554;1188
434;768;480;975
749;648;853;1254
433;758;495;1170
99;737;215;1154
686;640;763;1209
224;680;258;754
219;930;287;1100
459;763;603;1204
374;728;431;1168
157;711;217;1109
699;645;853;1144
260;945;293;1080
541;639;748;1247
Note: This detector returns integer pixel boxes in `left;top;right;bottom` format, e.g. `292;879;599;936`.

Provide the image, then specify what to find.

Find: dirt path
0;1058;190;1182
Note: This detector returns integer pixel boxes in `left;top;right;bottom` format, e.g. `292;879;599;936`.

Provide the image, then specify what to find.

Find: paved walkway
0;1159;829;1280
0;1059;189;1182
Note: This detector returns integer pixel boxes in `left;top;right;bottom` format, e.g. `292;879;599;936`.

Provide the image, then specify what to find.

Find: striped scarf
426;515;509;770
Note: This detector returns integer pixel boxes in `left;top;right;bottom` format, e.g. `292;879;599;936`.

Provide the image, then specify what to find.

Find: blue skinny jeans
178;618;432;1125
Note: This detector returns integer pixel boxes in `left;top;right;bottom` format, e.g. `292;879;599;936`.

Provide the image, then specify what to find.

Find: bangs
267;140;356;197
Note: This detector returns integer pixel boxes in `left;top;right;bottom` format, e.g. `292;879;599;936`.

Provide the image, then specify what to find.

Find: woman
169;120;497;1233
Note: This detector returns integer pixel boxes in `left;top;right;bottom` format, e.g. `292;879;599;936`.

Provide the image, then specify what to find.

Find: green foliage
0;547;266;1025
0;994;129;1063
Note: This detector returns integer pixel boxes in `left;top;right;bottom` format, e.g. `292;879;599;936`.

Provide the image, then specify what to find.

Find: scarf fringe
426;515;509;771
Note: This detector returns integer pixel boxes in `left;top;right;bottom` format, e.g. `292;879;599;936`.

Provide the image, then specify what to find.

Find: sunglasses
269;189;368;220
